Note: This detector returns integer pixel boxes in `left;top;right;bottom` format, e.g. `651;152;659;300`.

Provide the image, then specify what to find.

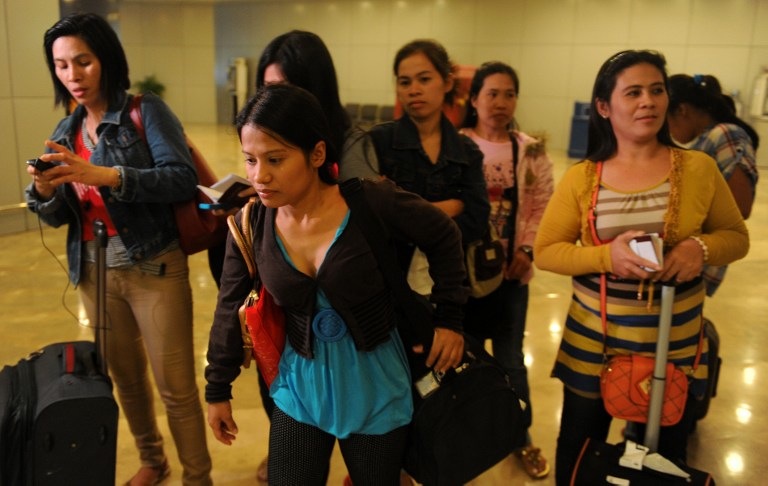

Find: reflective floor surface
1;123;766;485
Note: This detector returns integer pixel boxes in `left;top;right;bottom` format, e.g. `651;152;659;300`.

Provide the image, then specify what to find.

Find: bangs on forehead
250;124;297;149
614;63;665;86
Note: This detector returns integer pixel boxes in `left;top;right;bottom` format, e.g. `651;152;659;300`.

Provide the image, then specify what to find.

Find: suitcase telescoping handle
94;219;108;376
644;283;675;452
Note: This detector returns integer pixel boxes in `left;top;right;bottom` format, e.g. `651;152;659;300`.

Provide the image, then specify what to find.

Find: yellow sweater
535;149;749;276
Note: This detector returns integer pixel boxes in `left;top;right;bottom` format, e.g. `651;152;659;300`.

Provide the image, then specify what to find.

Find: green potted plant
133;74;165;98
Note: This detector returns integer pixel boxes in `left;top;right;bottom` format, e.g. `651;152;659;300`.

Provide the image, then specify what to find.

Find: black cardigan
205;179;467;402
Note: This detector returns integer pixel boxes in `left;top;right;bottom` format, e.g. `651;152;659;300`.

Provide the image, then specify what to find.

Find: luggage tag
414;369;444;398
619;440;648;470
618;441;692;479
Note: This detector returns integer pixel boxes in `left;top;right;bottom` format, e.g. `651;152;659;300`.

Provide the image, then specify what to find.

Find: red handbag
243;288;286;387
229;200;286;386
129;95;228;255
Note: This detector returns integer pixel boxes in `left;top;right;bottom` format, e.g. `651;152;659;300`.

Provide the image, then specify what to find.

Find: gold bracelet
112;167;122;191
689;235;709;263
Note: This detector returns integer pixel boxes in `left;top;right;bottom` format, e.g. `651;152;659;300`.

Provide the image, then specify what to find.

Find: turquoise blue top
270;211;413;438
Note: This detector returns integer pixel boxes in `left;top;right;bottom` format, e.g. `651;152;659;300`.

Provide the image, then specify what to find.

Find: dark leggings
268;408;409;486
555;386;698;486
257;369;275;420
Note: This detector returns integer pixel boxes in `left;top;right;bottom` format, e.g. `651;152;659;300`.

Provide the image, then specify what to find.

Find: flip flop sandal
515;445;550;479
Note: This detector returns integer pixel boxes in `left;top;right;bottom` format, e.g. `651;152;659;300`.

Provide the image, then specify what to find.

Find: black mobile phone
26;158;56;172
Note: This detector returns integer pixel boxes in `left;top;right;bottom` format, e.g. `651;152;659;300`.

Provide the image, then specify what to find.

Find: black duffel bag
404;335;528;486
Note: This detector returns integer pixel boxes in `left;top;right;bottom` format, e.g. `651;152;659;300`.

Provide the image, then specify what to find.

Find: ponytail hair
669;74;760;150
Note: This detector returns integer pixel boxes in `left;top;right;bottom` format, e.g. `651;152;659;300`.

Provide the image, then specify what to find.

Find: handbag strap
227;200;258;279
589;162;704;370
587;162;609;357
508;133;520;211
128;94;146;140
339;178;434;347
226;199;261;368
503;133;520;264
588;162;610;358
128;94;219;187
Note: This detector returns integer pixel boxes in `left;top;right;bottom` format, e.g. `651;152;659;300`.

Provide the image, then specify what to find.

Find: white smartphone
629;233;663;271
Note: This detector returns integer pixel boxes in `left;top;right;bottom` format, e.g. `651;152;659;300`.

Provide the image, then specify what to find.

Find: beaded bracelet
111;166;123;191
689;235;709;263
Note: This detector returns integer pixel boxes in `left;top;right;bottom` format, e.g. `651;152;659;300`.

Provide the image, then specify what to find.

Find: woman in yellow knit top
534;50;749;485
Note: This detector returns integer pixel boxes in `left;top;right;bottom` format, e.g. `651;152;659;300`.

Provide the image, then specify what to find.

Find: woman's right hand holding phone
26;156;58;200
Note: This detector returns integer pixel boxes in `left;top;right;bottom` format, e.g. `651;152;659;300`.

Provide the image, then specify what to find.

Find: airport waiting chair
359;104;379;128
345;103;361;123
378;105;395;122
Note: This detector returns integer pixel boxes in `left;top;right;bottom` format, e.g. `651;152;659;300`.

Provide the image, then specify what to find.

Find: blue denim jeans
464;280;532;431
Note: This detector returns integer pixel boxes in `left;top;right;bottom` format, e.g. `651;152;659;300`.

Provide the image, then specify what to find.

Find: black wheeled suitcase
691;318;721;427
570;284;715;485
0;220;118;485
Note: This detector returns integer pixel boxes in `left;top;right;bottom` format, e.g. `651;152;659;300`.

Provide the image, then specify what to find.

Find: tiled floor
2;123;766;485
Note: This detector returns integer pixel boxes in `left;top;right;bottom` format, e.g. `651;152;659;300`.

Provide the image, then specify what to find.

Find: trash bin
568;101;590;159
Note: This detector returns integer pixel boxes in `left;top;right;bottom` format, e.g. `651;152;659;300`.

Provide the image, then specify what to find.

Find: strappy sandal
514;445;550;479
124;459;170;486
